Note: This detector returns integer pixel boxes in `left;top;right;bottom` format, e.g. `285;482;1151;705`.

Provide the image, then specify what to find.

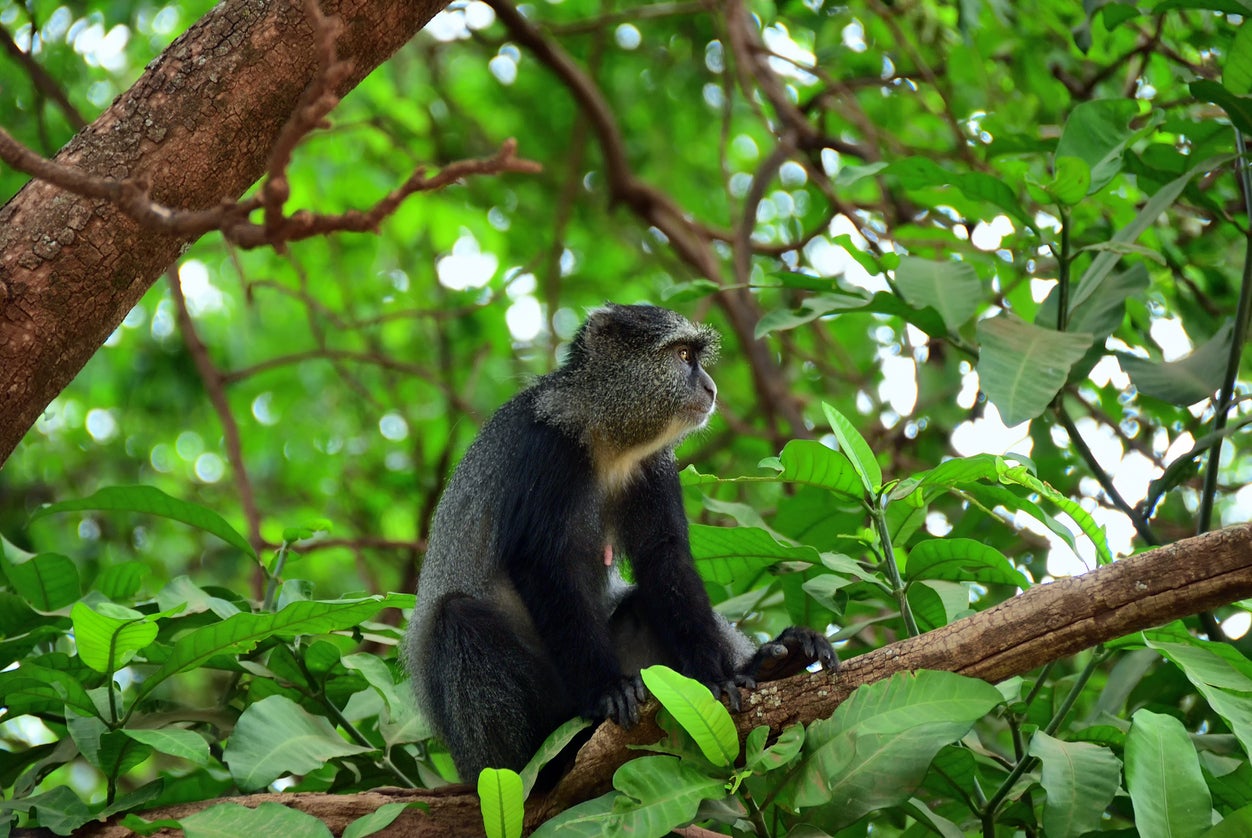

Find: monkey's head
537;304;720;472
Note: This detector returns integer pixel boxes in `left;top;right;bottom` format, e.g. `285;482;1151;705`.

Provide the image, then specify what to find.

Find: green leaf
136;597;388;703
94;561;147;601
0;661;100;720
0;552;80;611
893;257;982;332
1224;20;1252;95
179;801;334;838
31;485;258;561
342;802;422;838
976;316;1094;425
754;289;868;337
789;670;1003;822
611;756;726;834
997;463;1112;565
1125;709;1212;838
822;403;881;494
1;786;92;836
121;729;211;767
864;157;1030;225
1038;263;1149;339
479;768;525;838
1054;100;1139;194
640;665;738;767
1191;80;1252;134
770;438;865;498
1119;320;1234;405
1208;805;1252;838
744;724;805;773
222;695;374;790
1028;731;1121;838
1071;156;1230;314
1046;156;1092;205
689;524;822;585
1145;631;1252;757
904;538;1029;589
519;717;594;796
528;792;618;838
71;601;160;674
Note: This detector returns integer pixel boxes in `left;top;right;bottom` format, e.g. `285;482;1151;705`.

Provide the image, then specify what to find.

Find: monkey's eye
675;345;694;365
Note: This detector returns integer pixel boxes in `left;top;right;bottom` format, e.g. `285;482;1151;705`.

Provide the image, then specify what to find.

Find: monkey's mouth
685;399;716;428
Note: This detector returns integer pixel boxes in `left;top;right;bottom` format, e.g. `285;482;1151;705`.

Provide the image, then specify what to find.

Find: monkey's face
671;342;717;430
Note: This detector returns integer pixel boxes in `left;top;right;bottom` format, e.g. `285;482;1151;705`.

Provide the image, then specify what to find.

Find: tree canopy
1;0;1250;836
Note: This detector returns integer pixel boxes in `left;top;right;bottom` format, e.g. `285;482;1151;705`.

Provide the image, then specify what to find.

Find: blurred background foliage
2;0;1246;603
1;0;1252;830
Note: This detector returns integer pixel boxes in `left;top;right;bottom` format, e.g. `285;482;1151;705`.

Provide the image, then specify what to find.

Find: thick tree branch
76;521;1252;837
0;0;454;467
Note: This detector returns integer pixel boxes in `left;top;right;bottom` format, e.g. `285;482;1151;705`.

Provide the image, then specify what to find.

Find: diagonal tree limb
76;521;1252;837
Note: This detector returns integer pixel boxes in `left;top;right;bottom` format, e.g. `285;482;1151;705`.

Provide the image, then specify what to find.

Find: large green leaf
0;551;80;611
976;315;1094;426
788;670;1003;821
1119;320;1233;405
31;485;257;561
1037;263;1149;338
121;729;211;767
70;601;162;675
1070;157;1229;313
1053;99;1138;194
904;538;1029;589
1145;630;1252;757
768;438;866;498
222;695;374;790
135;597;388;702
689;524;822;585
178;801;334;838
641;665;738;767
893;257;982;333
0;660;99;720
822;403;881;495
611;756;726;836
478;768;524;838
1125;709;1212;838
1224;19;1252;95
842;157;1030;225
1028;731;1121;838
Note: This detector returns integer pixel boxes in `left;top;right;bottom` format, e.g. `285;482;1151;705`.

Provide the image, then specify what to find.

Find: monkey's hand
591;674;647;729
744;626;838;683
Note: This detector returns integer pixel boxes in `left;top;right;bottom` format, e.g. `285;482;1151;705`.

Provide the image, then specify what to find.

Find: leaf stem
871;494;920;637
981;649;1104;829
1198;130;1252;536
1056;206;1071;332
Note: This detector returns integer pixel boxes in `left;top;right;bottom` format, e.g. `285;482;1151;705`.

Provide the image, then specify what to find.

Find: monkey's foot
745;626;838;683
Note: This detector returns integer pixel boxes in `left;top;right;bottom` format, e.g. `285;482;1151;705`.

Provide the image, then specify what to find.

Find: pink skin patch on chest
604;544;613;567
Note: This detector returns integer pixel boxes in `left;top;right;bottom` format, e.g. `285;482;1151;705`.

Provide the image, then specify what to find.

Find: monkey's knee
423;594;573;779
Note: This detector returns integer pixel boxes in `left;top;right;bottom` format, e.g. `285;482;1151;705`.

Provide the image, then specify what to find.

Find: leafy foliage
1;0;1251;835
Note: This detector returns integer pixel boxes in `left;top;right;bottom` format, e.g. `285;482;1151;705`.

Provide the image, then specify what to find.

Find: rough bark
72;521;1252;837
0;0;449;466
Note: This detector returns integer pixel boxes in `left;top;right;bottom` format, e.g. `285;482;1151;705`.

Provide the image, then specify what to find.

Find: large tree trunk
0;0;449;466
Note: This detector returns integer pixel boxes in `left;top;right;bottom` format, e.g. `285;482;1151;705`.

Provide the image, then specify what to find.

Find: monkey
405;303;836;784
